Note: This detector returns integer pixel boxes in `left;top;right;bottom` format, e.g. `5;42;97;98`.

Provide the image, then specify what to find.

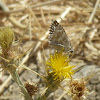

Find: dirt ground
0;0;100;100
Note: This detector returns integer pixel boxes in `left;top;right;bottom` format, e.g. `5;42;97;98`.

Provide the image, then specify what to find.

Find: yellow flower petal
46;51;75;80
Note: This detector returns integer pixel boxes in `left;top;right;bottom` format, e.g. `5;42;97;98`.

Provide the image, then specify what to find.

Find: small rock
96;83;100;92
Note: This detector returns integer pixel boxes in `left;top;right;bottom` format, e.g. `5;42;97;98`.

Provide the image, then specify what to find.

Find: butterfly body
49;20;73;53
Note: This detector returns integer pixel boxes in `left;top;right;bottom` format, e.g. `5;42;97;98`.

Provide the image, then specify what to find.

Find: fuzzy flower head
0;27;16;72
68;78;89;100
24;82;37;97
46;51;75;81
0;27;14;50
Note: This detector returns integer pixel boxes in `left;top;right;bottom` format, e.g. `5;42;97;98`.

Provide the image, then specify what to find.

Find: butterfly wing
49;20;73;52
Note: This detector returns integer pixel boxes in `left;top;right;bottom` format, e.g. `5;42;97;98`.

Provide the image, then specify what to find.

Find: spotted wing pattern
49;20;73;53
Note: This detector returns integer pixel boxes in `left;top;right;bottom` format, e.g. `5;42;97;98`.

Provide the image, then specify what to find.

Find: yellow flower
46;51;75;80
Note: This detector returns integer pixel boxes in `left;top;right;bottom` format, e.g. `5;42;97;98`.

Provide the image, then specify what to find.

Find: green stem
10;70;33;100
37;87;53;100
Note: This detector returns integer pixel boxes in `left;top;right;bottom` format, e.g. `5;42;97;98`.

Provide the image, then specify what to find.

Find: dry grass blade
88;0;100;23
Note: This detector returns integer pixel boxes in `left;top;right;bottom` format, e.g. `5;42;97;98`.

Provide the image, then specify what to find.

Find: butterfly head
69;49;74;54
